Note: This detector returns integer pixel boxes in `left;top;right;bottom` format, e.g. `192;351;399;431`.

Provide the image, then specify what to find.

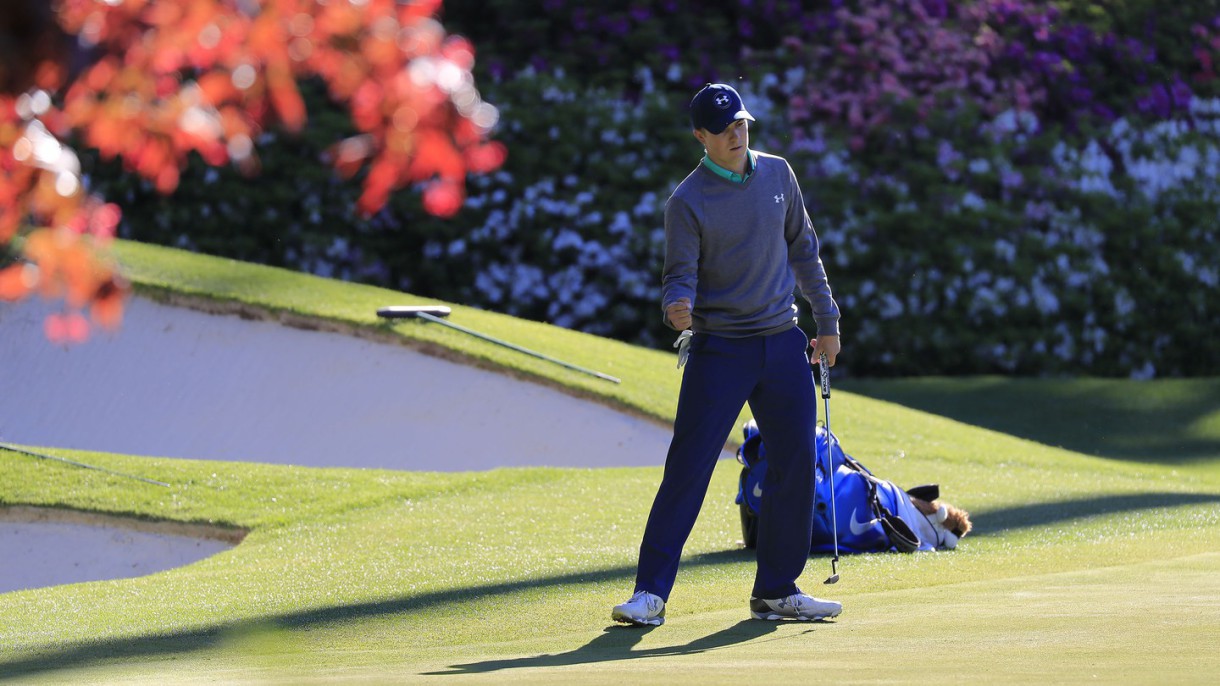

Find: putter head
823;574;839;585
824;556;840;584
376;305;452;319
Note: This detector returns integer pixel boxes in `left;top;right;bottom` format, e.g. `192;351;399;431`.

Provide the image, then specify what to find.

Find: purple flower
920;0;949;20
1138;83;1171;118
1059;26;1092;61
1171;79;1193;109
572;8;590;31
1092;103;1117;122
629;6;652;22
937;140;961;169
1034;51;1063;71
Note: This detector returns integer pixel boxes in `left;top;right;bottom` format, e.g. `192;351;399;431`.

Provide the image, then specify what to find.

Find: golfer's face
701;119;749;170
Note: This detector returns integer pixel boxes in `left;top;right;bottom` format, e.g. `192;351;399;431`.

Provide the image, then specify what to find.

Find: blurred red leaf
45;311;90;344
0;263;35;301
3;0;504;344
465;141;507;174
422;180;462;217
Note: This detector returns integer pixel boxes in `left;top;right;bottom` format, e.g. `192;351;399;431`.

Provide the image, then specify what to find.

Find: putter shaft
415;312;621;384
0;441;170;487
818;352;841;584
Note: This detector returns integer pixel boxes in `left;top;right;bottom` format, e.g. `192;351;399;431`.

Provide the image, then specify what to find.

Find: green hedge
90;1;1220;377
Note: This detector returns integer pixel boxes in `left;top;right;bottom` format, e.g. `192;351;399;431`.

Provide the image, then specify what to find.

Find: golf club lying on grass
817;352;840;585
376;305;621;384
0;441;170;487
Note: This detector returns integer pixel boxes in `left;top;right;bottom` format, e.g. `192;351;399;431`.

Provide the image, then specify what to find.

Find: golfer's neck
709;151;748;175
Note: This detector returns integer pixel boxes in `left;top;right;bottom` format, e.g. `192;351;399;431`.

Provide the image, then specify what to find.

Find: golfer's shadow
423;619;815;675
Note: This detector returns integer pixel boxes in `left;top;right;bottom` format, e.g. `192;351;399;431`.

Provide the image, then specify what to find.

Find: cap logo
714;93;732;109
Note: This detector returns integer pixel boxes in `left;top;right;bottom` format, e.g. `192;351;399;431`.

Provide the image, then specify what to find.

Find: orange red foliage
1;0;503;343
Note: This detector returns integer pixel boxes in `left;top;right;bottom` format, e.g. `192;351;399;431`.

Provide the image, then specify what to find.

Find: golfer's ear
692;129;705;145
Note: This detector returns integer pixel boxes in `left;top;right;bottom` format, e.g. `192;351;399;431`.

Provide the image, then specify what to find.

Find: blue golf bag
735;419;938;554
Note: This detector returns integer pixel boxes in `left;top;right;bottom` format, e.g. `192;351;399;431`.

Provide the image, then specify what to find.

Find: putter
377;306;621;384
818;352;841;584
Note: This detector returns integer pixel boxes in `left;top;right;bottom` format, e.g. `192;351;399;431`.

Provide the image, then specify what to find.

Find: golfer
612;83;843;625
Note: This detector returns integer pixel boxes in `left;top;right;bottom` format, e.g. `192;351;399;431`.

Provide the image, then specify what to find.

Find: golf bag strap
879;513;922;553
861;469;922;553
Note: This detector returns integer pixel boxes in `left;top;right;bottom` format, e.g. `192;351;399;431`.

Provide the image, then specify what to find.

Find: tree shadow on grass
0;549;756;682
840;377;1220;464
420;618;819;676
7;489;1218;681
968;491;1220;537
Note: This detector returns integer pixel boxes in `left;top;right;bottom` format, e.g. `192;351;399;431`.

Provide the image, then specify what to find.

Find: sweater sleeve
661;194;700;330
783;163;841;336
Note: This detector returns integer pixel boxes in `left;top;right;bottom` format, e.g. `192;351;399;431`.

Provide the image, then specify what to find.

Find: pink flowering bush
781;0;1023;150
777;0;1203;150
86;0;1220;376
754;2;1218;376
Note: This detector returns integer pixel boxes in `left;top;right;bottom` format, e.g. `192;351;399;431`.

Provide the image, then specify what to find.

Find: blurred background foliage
86;0;1220;377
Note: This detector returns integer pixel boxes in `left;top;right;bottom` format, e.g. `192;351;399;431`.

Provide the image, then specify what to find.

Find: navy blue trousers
634;326;817;601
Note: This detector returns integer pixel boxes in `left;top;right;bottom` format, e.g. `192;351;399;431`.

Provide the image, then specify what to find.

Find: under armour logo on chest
774;193;784;203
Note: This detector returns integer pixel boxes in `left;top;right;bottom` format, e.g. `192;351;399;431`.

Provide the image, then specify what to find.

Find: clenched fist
666;298;692;330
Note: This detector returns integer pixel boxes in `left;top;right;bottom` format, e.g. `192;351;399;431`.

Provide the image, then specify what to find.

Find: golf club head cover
880;513;922;553
906;484;940;501
931;505;962;550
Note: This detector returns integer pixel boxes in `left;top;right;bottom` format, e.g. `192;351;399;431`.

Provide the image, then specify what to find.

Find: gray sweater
662;151;840;338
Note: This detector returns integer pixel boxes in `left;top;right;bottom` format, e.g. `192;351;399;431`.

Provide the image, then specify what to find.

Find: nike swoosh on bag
849;508;877;536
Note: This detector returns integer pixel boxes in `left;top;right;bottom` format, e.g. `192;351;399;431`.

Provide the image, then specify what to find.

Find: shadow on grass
0;549;756;681
839;377;1220;464
421;619;815;676
969;491;1220;537
7;490;1218;681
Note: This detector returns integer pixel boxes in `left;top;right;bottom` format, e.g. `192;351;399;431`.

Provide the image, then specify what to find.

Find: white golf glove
674;329;694;369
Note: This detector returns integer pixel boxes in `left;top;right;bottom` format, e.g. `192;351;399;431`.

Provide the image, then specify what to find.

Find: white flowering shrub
97;3;1220;377
772;95;1220;377
383;70;690;346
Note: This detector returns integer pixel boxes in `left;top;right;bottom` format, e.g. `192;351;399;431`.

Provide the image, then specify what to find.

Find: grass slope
2;241;1219;683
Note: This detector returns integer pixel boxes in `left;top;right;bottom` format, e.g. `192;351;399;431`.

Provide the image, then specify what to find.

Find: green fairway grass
2;241;1218;683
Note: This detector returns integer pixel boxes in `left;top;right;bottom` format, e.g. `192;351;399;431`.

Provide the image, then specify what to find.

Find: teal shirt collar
701;150;756;183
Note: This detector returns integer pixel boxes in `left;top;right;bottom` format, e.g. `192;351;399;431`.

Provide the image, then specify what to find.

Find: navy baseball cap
689;83;755;134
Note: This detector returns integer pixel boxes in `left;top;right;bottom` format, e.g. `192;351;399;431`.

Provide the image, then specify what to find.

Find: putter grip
819;354;831;399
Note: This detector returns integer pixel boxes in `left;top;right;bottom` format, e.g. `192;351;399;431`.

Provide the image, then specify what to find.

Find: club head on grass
376;305;452;319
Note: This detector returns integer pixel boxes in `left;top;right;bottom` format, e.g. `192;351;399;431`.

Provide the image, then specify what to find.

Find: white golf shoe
611;590;666;626
750;593;842;621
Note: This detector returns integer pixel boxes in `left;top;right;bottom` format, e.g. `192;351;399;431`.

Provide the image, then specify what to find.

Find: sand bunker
0;295;704;471
0;294;729;592
0;506;243;594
